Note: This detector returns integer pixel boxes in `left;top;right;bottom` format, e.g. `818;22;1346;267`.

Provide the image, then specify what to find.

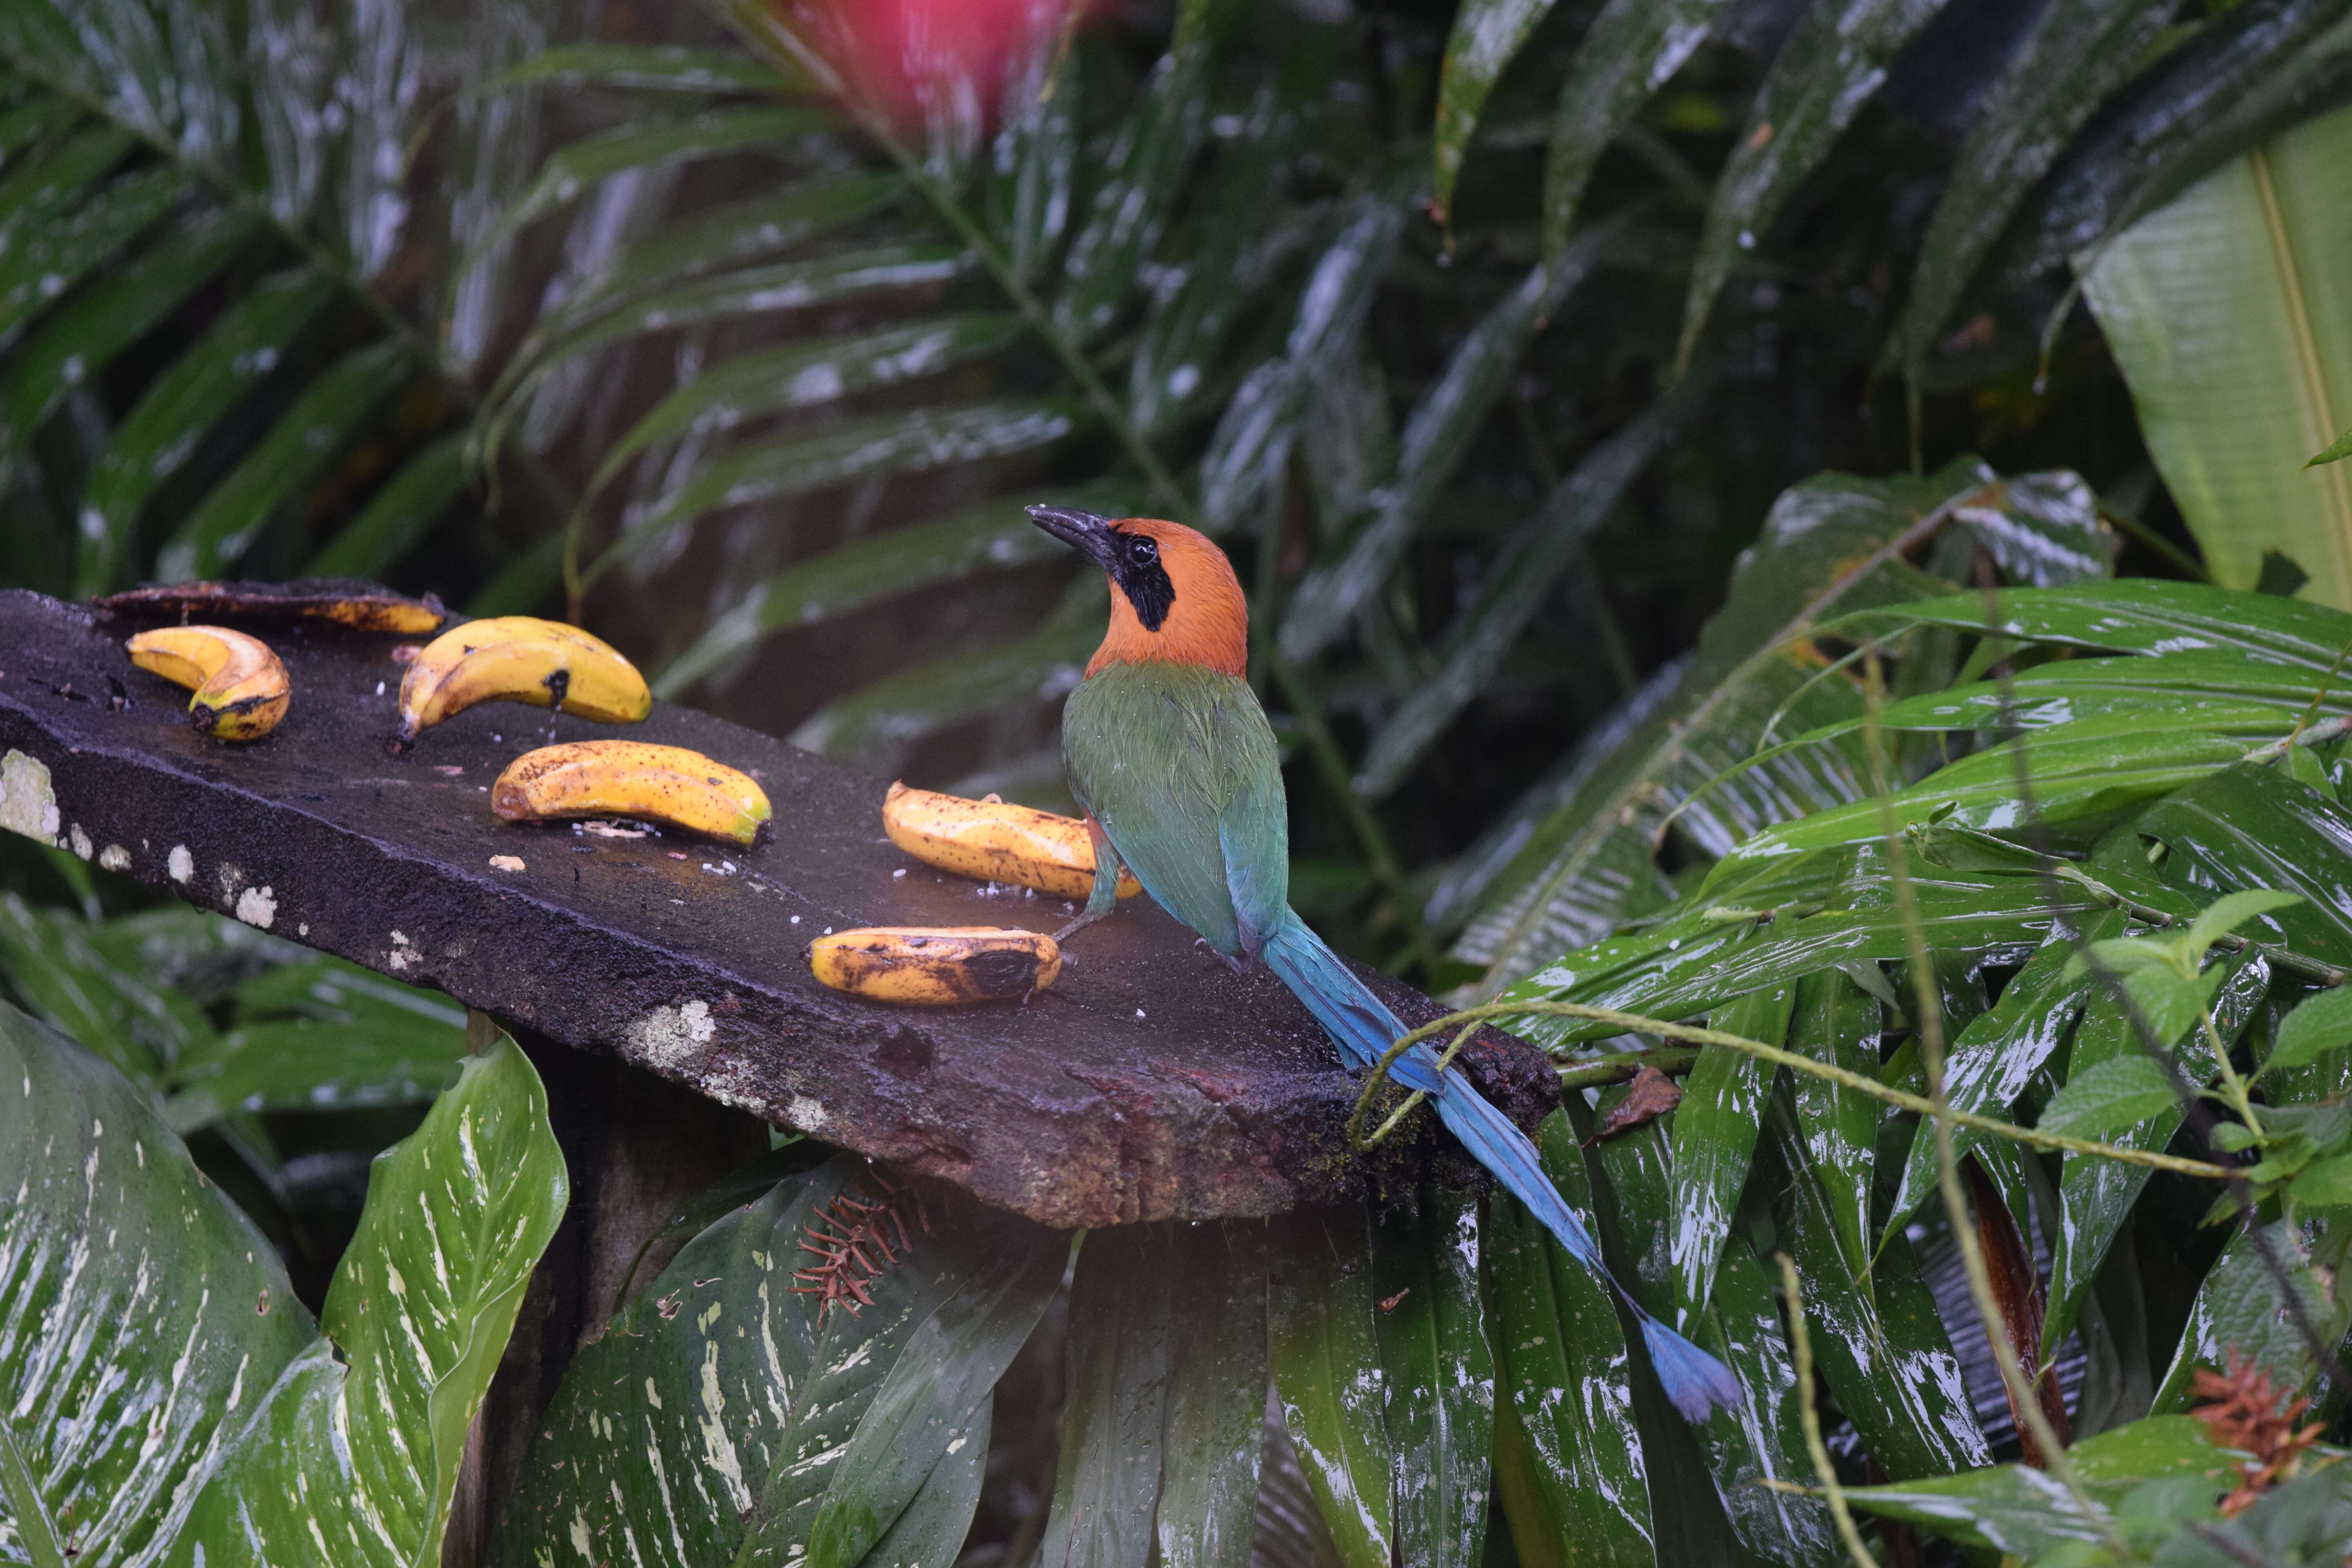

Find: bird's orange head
1026;506;1250;678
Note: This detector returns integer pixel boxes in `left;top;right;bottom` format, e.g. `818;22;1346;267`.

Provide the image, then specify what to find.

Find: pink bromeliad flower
786;0;1090;137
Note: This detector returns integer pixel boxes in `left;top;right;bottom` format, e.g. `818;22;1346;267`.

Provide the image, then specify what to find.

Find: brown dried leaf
1588;1065;1682;1143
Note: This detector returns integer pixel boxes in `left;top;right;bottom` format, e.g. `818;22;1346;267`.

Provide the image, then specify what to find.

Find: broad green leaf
855;1406;993;1568
79;903;302;1004
589;401;1081;588
1542;0;1725;258
654;481;1142;697
74;268;338;594
2185;887;2307;956
303;435;470;579
1156;1221;1267;1568
2080;102;2352;605
0;1000;566;1566
1039;1226;1176;1568
2138;764;2352;966
0;204;256;448
1580;1087;1830;1567
1678;0;1948;368
1888;0;2176;384
1843;579;2352;667
0;998;313;1564
1885;927;2102;1234
1483;1112;1652;1566
1352;384;1692;797
1704;719;2270;888
1277;230;1622;661
0;165;180;339
1668;983;1793;1320
583;316;1022;509
486;43;791;93
1453;460;2004;990
1432;0;1563;226
2038;1056;2179;1142
801;1230;1061;1568
1786;965;1884;1279
1789;650;2341;744
0;891;207;1092
156;340;412;582
163;956;470;1131
1693;1245;1836;1565
1776;1089;1989;1478
2151;1218;2332;1411
2313;423;2352;468
787;620;1098;775
180;1035;567;1559
490;106;829;242
2045;952;2269;1354
2265;982;2352;1076
497;1157;1024;1565
1497;863;2102;1051
2289;1151;2352;1206
1839;1416;2247;1555
1053;34;1210;345
1370;1185;1491;1568
1268;1206;1394;1568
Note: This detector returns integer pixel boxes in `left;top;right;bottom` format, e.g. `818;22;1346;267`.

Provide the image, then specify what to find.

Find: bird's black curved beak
1025;504;1117;570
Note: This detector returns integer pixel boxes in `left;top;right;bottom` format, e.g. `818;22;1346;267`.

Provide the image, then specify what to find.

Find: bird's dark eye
1129;538;1158;564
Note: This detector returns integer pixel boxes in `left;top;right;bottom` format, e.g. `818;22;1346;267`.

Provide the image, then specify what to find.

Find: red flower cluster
2188;1349;2325;1517
791;1167;933;1325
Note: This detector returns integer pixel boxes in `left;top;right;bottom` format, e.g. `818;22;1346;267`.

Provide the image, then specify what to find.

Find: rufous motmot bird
1026;503;1740;1421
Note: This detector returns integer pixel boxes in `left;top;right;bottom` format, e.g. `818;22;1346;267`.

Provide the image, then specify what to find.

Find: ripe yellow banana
810;927;1061;1004
125;625;291;741
492;740;772;846
397;615;651;742
882;781;1141;901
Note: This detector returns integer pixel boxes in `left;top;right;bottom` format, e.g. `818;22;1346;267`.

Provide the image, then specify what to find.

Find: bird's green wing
1060;661;1288;957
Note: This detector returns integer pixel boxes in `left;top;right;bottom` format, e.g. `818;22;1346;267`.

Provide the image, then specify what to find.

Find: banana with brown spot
397;615;651;743
492;740;771;846
882;781;1142;901
810;926;1060;1004
125;625;292;742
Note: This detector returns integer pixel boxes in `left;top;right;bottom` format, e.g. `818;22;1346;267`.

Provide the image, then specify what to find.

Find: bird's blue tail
1260;911;1741;1422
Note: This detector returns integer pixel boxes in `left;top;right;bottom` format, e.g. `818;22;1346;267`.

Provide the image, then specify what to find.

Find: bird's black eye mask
1109;530;1175;631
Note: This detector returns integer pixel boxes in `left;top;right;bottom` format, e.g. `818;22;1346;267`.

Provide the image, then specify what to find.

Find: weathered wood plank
0;588;1555;1227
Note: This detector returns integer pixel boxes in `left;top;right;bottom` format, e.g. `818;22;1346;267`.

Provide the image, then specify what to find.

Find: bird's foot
1052;909;1109;944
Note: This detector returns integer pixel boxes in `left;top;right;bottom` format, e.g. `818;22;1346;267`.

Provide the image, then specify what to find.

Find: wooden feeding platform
0;586;1555;1231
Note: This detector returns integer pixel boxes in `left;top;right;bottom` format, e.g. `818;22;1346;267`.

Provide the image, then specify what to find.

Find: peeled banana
397;615;651;743
125;625;291;741
882;781;1142;901
810;926;1060;1004
492;739;773;846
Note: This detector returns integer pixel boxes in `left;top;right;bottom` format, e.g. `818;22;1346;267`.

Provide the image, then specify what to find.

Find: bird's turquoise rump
1028;502;1740;1422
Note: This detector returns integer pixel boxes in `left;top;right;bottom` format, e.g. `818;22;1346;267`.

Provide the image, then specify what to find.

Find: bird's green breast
1060;660;1289;953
